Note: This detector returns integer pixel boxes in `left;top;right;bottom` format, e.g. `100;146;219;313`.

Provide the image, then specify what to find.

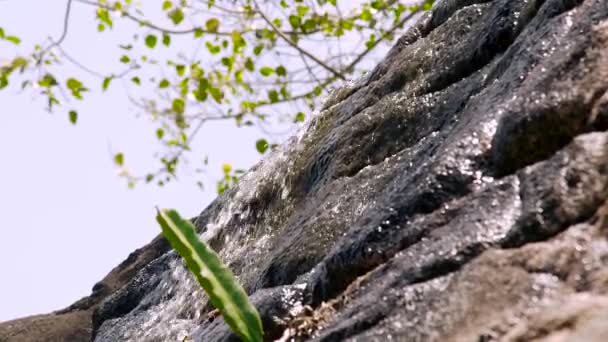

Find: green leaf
275;65;287;77
97;8;113;28
162;0;172;10
5;36;20;45
259;67;274;77
120;55;130;63
102;77;112;90
131;76;141;85
222;163;232;174
365;34;376;49
172;98;185;114
205;42;221;54
302;19;316;32
68;110;78;124
296;5;309;17
313;85;322;96
12;57;28;69
231;31;246;53
156;128;165;140
341;20;354;30
114;152;124;166
67;78;83;91
288;15;301;29
267;90;279;103
175;64;185;76
0;76;8;90
66;78;86;99
159;79;170;88
162;34;171;46
295;111;305;122
360;9;373;21
205;18;220;33
371;0;383;10
168;8;184;25
38;74;58;87
253;44;263;55
209;87;222;103
255;139;269;154
156;209;264;342
221;57;233;71
0;27;4;38
244;58;255;71
145;34;157;48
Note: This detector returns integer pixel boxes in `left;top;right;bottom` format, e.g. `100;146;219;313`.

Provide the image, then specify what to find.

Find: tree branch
252;0;346;81
39;0;73;59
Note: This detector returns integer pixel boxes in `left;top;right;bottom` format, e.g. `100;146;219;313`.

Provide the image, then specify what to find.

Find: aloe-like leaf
156;209;263;342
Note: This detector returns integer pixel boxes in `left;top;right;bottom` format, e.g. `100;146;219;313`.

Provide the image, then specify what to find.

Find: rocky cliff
2;0;608;341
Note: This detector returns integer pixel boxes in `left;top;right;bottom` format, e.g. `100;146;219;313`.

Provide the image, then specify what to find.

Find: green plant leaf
222;163;232;174
295;111;305;122
159;79;170;88
156;209;264;342
66;78;86;99
259;67;274;77
145;34;157;48
114;152;124;166
38;74;58;87
296;5;309;17
172;98;185;114
206;18;220;33
5;36;20;45
267;90;279;103
360;9;373;21
68;110;78;124
288;15;301;28
102;76;112;90
255;139;268;154
96;8;113;28
168;8;184;25
275;65;287;76
0;76;8;90
66;78;82;91
156;128;165;140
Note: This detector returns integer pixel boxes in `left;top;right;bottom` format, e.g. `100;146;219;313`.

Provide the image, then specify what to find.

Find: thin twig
252;0;346;81
39;0;73;59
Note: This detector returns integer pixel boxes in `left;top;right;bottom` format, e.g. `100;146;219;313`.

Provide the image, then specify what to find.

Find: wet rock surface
3;0;608;341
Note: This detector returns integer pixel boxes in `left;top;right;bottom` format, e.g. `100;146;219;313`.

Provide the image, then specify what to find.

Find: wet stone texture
3;0;608;341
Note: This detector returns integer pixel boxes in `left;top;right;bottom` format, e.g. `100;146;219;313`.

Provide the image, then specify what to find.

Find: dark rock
3;0;608;341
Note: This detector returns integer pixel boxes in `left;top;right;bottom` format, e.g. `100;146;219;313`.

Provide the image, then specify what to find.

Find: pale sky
0;0;261;321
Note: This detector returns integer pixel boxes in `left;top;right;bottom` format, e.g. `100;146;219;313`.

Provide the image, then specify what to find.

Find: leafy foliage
0;0;434;191
156;209;263;342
